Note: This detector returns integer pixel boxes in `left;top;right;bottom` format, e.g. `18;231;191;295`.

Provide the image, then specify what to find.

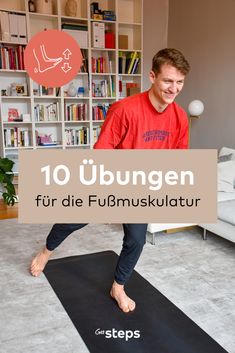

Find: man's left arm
176;113;189;149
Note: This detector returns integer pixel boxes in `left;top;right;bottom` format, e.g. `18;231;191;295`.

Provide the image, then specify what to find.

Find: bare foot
30;246;53;276
110;281;136;313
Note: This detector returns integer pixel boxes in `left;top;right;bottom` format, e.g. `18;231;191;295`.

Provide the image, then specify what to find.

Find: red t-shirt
94;91;188;149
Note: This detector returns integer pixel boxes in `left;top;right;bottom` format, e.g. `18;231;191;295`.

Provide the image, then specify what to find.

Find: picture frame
40;86;55;96
15;83;28;96
8;108;22;122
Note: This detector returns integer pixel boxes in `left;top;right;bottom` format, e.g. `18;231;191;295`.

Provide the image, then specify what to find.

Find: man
30;48;190;313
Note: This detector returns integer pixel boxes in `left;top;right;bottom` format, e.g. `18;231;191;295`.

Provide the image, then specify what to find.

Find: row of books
4;127;30;147
80;49;88;73
0;45;25;70
34;103;60;122
92;104;110;120
65;127;90;146
65;103;88;121
91;53;113;73
65;126;102;146
92;78;114;97
3;127;102;147
93;126;101;144
118;51;140;75
0;12;27;44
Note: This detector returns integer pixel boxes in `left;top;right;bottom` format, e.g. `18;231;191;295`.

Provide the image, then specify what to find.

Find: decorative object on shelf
28;0;36;12
105;31;115;49
67;82;77;97
40;86;55;96
37;133;56;146
90;2;101;19
9;83;27;96
188;99;204;145
16;84;28;96
10;83;17;96
119;35;128;50
103;10;116;21
21;113;31;122
0;157;17;206
90;3;116;21
1;89;7;96
33;88;39;96
35;0;53;15
77;87;85;97
65;0;78;17
126;85;140;97
93;13;103;20
8;108;21;122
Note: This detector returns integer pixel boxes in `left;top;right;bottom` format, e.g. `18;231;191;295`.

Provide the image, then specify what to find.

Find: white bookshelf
0;0;143;172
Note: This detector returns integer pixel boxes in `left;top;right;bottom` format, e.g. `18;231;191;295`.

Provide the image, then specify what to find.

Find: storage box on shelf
0;0;143;172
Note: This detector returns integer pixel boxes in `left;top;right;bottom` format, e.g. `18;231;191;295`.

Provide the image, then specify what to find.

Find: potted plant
0;157;17;206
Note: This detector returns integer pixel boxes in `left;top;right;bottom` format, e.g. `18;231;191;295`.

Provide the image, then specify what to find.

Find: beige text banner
19;150;217;223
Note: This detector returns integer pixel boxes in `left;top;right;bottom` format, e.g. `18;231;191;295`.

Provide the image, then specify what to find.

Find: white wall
143;0;169;90
168;0;235;149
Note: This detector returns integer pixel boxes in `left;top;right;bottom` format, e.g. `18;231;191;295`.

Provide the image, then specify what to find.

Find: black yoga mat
44;251;228;353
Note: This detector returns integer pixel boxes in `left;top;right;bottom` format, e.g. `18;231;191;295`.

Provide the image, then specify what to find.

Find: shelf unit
0;0;143;172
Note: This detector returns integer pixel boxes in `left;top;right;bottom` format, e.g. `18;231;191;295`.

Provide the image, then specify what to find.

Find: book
80;49;88;72
127;51;138;74
118;51;123;74
131;56;140;74
122;53;126;74
62;23;88;31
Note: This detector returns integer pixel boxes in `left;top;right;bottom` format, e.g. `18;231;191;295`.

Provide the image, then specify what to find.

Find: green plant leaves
0;158;14;172
0;157;17;206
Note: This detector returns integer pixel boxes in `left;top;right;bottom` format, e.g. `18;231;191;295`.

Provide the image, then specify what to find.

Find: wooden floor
0;200;18;220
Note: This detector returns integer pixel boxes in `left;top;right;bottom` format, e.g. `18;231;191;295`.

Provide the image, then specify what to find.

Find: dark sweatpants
46;223;147;285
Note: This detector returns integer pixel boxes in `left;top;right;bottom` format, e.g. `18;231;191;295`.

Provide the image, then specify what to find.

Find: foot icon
33;44;62;73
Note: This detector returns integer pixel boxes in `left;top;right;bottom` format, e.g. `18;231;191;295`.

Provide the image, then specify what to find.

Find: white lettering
99;164;114;185
78;160;195;190
79;159;96;185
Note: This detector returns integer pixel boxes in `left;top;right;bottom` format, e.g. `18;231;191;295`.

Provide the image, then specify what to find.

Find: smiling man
30;48;190;313
94;48;189;149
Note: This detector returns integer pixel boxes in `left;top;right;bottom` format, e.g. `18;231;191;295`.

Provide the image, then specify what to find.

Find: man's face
149;63;185;106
